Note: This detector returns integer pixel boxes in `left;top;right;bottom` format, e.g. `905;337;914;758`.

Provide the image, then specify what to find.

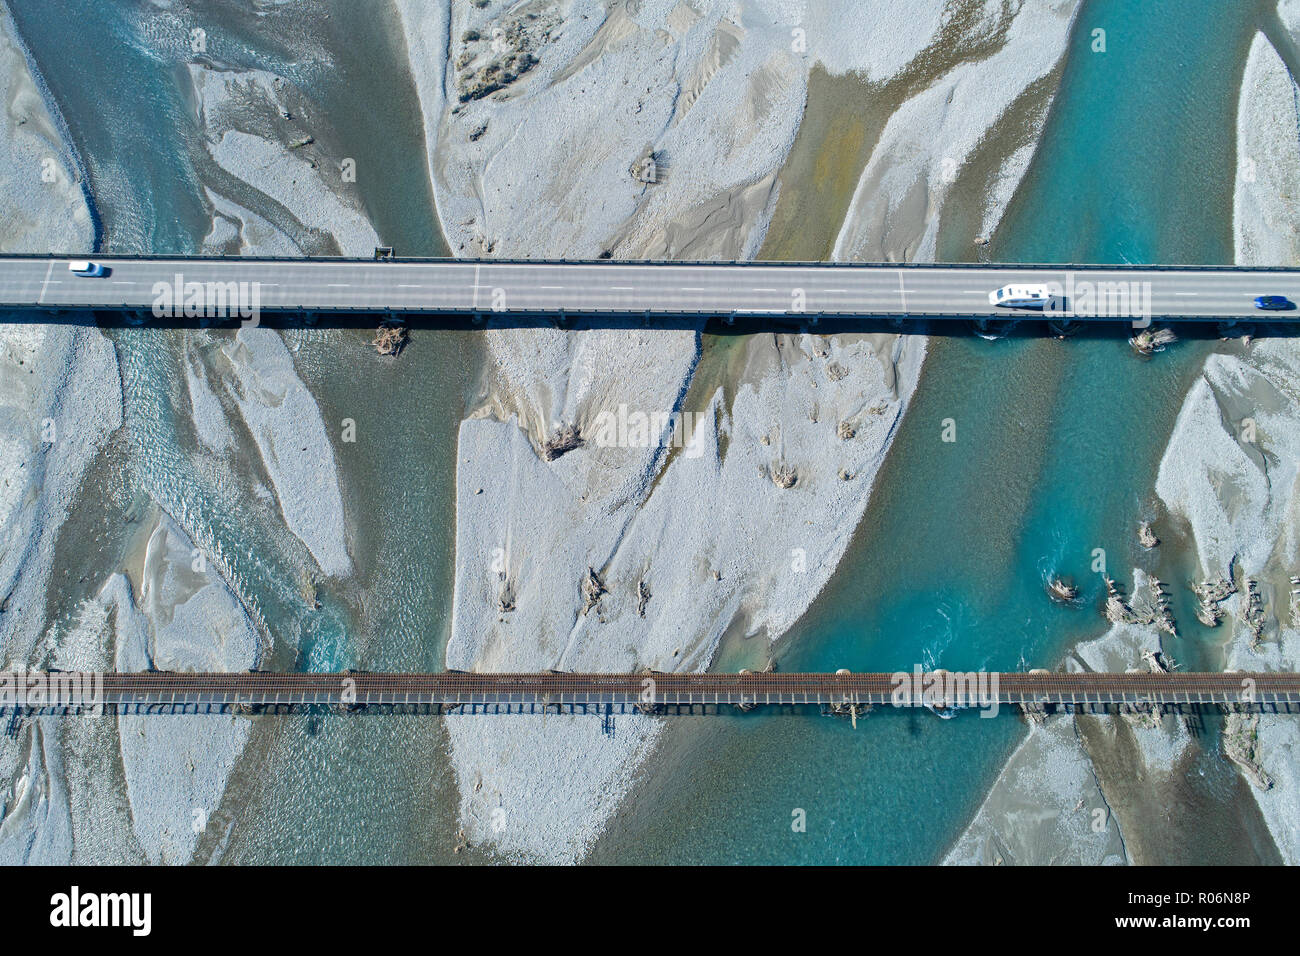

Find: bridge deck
2;256;1298;321
3;671;1298;711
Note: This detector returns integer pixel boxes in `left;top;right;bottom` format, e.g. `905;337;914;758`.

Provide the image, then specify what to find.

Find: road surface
1;256;1298;321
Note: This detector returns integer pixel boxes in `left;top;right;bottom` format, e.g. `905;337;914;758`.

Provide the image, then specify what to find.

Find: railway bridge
3;671;1298;716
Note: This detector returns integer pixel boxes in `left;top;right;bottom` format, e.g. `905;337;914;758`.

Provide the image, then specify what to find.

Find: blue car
1254;295;1294;310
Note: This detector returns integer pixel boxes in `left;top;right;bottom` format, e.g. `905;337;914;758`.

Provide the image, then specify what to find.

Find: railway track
2;670;1299;713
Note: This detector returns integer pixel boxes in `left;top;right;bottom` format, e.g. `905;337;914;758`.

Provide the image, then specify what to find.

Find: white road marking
682;287;704;292
610;286;634;291
398;284;423;289
541;285;563;290
1174;292;1198;296
896;270;907;311
472;263;481;311
327;283;349;287
753;288;779;292
38;261;54;302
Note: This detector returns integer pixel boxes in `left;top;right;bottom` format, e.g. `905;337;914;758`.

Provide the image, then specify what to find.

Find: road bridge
3;671;1298;715
2;255;1298;322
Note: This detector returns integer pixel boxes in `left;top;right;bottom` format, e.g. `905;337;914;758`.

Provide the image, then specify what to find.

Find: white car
68;260;107;277
989;284;1052;308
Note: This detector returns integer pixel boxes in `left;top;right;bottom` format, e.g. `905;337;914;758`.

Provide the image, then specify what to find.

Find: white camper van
988;284;1052;308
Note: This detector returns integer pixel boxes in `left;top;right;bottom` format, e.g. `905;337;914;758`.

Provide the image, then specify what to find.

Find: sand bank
0;4;105;665
114;508;261;865
0;325;120;668
189;62;380;257
449;331;925;859
392;0;1079;861
1;506;261;864
221;328;352;579
0;6;371;864
944;715;1127;865
0;6;126;865
0;4;95;253
1158;336;1300;862
1233;33;1300;266
832;0;1078;262
182;60;378;584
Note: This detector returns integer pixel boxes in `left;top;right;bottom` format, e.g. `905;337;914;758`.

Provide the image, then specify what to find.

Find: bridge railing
2;252;1297;272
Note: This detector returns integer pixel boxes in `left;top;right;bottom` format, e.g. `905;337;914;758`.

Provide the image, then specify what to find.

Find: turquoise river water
5;0;1288;863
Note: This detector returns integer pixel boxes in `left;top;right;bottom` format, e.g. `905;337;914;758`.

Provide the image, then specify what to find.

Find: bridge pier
1020;701;1047;723
1048;317;1077;338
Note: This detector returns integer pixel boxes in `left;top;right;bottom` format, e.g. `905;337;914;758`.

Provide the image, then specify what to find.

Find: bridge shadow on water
9;309;1300;342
